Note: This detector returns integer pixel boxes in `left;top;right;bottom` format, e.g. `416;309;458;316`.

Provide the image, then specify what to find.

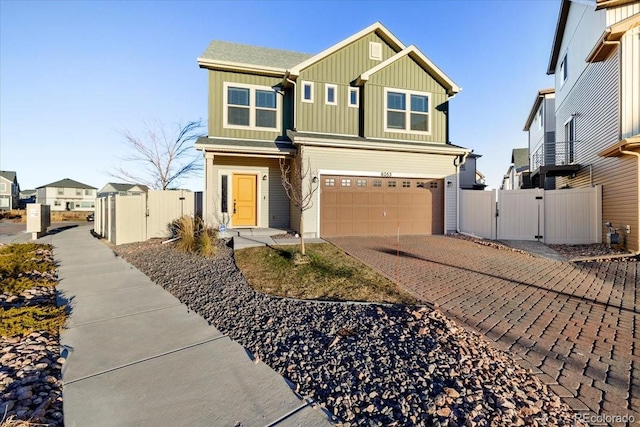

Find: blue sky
0;0;560;191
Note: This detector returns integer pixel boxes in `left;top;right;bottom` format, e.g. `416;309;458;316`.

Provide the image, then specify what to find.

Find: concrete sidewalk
44;225;333;427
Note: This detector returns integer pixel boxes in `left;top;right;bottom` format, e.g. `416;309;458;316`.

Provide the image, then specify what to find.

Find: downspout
454;152;470;232
620;145;640;251
285;73;297;131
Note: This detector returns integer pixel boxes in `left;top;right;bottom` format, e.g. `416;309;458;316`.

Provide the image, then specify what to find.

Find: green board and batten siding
208;71;287;140
366;55;448;142
296;33;397;136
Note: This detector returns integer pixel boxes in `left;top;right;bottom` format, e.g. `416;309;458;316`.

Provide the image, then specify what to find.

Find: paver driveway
329;235;639;425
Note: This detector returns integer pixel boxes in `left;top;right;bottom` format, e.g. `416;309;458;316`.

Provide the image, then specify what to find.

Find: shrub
170;216;219;257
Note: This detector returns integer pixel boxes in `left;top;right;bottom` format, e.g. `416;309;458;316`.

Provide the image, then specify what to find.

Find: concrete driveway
329;235;638;425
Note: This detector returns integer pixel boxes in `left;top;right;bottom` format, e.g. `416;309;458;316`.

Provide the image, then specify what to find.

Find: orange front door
232;174;257;226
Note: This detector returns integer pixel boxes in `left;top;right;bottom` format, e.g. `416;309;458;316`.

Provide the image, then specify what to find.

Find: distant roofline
523;88;555;131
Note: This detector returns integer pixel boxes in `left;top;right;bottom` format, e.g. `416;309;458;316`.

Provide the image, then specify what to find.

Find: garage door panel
320;176;444;237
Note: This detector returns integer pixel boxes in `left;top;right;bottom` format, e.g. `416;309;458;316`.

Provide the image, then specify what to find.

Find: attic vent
369;42;382;61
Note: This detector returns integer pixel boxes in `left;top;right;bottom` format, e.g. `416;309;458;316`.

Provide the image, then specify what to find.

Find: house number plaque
381;172;392;177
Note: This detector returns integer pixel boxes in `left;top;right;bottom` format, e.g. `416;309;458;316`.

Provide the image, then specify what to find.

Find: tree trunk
300;210;306;256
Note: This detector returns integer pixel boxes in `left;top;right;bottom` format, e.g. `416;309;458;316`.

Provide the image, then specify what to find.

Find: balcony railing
531;140;578;171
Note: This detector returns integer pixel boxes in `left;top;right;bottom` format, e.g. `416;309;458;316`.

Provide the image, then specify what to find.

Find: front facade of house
0;171;20;211
36;178;97;212
546;0;640;250
196;23;470;238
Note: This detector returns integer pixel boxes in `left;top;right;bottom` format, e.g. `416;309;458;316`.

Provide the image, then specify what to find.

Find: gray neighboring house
501;148;530;190
523;89;557;189
459;154;487;190
19;189;37;208
0;171;20;211
36;178;97;212
97;183;148;198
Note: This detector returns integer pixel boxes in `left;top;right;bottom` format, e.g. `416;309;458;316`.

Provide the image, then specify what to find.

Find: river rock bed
117;240;585;426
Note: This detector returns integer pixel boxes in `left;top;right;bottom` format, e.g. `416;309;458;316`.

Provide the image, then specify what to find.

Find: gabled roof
37;178;96;190
523;88;555;131
100;182;149;193
356;45;461;96
512;148;530;169
548;0;572;75
288;22;406;76
0;171;17;182
587;13;640;62
198;41;312;76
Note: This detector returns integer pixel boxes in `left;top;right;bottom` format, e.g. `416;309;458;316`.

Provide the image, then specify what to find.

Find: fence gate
497;189;544;241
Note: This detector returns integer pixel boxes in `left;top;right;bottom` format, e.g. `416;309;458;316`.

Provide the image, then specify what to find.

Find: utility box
26;203;51;239
606;232;620;247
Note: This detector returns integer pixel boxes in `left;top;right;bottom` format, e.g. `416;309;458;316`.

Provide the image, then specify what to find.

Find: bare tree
279;147;319;256
110;119;205;190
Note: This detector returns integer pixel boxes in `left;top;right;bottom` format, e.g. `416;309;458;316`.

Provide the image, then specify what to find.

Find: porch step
235;228;290;237
232;235;275;250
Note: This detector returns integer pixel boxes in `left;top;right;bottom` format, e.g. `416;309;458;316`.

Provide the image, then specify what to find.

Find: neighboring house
545;0;639;250
98;183;148;198
0;171;20;211
501;149;530;190
196;22;470;237
523;89;557;189
19;189;37;208
36;178;97;212
459;154;487;190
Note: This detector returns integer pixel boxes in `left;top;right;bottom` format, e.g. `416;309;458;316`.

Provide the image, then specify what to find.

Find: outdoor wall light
312;176;319;184
447;181;453;187
262;174;268;181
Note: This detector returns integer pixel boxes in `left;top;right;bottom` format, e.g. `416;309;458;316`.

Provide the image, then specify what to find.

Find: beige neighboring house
98;183;148;198
0;171;20;211
543;0;640;250
196;22;471;238
36;178;97;212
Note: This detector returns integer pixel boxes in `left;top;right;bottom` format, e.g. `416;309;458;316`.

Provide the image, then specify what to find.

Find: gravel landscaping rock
116;239;586;426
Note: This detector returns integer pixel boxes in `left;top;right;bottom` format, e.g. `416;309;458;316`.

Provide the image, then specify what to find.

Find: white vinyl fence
460;186;602;244
95;190;194;245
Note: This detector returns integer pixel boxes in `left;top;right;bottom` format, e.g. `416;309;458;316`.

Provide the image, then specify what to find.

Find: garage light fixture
312;176;318;184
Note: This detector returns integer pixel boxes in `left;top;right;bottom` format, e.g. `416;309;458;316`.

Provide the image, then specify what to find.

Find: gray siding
556;49;639;251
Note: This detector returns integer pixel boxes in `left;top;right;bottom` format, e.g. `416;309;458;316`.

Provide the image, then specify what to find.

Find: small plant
170;216;219;257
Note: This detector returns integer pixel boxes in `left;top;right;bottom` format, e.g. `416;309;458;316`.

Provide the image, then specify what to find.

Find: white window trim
538;105;543;130
325;84;337;106
222;82;281;132
383;87;432;135
369;41;382;60
560;52;568;87
301;81;314;103
348;87;359;108
0;183;6;192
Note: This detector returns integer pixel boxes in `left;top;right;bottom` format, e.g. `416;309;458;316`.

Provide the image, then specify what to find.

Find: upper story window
85;189;92;196
224;82;279;131
301;81;314;103
325;84;337;106
348;87;359;108
384;88;431;134
0;183;5;192
560;53;568;86
76;189;82;196
537;105;543;130
564;117;576;164
57;188;64;195
369;42;382;60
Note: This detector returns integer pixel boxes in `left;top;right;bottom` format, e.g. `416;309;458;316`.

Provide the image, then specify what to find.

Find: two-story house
97;183;148;198
36;178;97;212
458;154;487;190
196;22;470;238
501;148;530;190
545;0;639;250
0;171;20;211
523;89;557;190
